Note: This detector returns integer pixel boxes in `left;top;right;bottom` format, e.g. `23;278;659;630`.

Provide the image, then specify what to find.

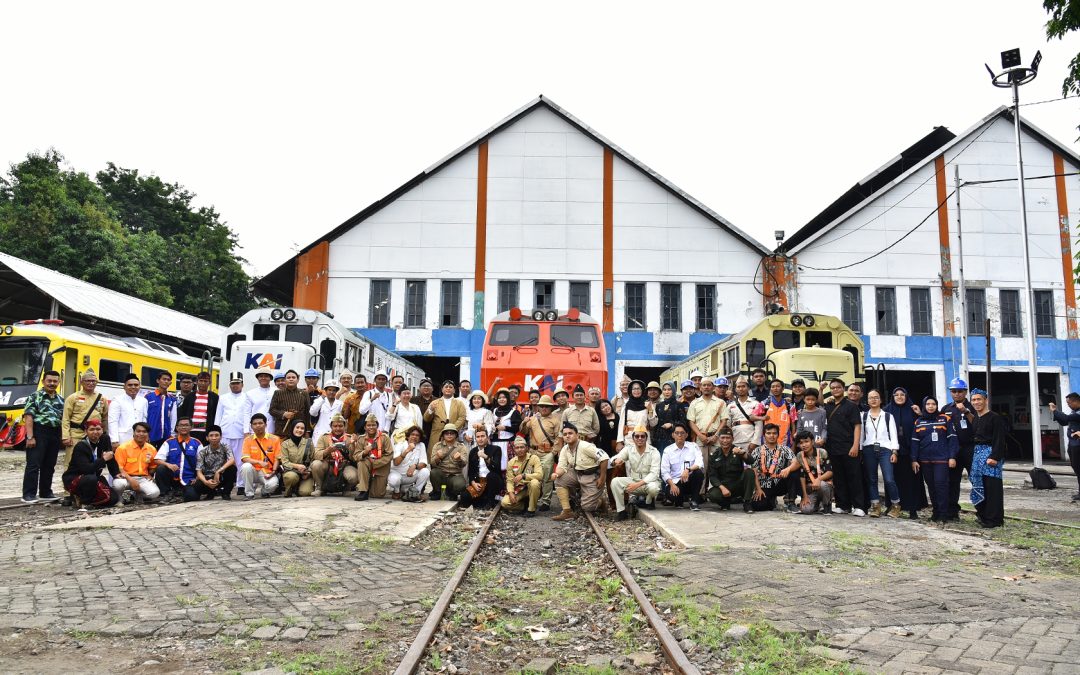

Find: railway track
394;506;701;675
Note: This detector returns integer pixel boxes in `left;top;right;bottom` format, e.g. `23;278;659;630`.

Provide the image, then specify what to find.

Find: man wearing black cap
552;422;608;521
562;384;600;443
425;380;467;445
790;379;807;411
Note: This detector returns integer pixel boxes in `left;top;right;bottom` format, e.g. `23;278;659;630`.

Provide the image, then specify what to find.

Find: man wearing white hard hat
309;380;343;438
244;367;276;435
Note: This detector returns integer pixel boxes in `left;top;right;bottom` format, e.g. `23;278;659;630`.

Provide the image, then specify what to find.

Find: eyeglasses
632;434;648;440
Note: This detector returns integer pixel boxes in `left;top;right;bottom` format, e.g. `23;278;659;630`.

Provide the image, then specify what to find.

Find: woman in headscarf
463;392;494;446
653;382;682;456
490;389;521;470
596;399;620;454
910;395;958;522
617;380;657;451
885;386;928;518
279;420;316;497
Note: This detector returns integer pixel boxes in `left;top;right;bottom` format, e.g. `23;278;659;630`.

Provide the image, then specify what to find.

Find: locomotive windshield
0;339;47;387
550;324;599;348
488;323;539;346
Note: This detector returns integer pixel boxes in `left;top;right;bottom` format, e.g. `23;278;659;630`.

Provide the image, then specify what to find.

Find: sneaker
869;503;882;518
261;490;270;499
538;503;550;512
641;500;656;510
743;501;752;513
784;503;800;514
354;491;369;501
311;489;321;498
60;496;74;507
121;491;134;505
244;494;255;501
886;505;902;518
20;496;37;504
221;493;232;501
832;506;848;514
851;508;866;518
39;493;58;501
77;506;89;514
690;500;701;511
615;511;628;521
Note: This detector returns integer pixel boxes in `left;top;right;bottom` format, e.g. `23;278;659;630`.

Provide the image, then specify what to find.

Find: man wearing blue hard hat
941;377;974;521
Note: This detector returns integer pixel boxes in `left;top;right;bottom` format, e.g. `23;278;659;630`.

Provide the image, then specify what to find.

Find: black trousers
456;471;503;509
1070;444;1080;492
154;465;180;497
895;453;929;512
68;474;120;508
184;466;238;501
23;425;62;499
948;444;975;518
747;479;791;511
975;475;1004;527
664;469;704;506
830;452;866;512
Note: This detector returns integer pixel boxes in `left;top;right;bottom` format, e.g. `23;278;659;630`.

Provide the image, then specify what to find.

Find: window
999;290;1022;337
569;282;590;315
497;280;519;314
625;283;646;331
805;331;833;348
534;281;554;310
370;280;391;327
550;324;599;348
723;346;740;376
98;359;132;384
696;285;716;331
660;284;681;331
841;287;862;333
910;288;932;336
875;287;897;335
773;330;800;349
1034;290;1055;337
142;366;171;387
746;339;765;369
284;325;313;344
966;289;986;336
252;324;279;341
0;339;46;386
405;280;426;328
487;323;539;346
441;280;462;327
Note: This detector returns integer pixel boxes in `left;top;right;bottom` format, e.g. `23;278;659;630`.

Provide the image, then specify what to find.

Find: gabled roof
786;106;1080;255
255;96;769;302
0;251;225;350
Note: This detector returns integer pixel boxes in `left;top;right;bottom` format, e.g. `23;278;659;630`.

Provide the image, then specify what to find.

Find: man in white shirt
359;373;393;432
457;379;473;405
661;422;705;510
609;425;662;520
308;380;343;438
107;373;148;449
214;371;248;490
244;367;276;434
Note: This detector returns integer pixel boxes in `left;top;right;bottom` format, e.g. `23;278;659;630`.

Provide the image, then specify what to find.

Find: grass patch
942;517;1080;576
174;594;210;608
277;649;372;675
827;531;890;553
310;531;396;554
730;624;863;674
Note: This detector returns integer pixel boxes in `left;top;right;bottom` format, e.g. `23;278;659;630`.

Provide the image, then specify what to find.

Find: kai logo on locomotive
243;352;283;369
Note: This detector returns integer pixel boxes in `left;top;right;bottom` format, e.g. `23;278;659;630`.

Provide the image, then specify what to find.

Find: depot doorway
404;356;463;391
967;371;1063;463
623;366;669;387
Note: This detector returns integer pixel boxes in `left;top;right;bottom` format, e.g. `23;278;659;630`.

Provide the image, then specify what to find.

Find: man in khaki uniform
502;437;543;517
553;388;570;417
353;414;393;500
423;380;467;445
523;395;561;511
311;414;360;496
428;424;468;500
562;384;600;442
61;368;109;501
553;422;608;521
687;377;729;490
609;425;662;519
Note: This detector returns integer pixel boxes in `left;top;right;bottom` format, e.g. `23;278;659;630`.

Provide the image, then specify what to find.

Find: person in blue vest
910;395;958;523
152;416;202;501
1048;393;1080;502
145;371;178;448
941;378;975;521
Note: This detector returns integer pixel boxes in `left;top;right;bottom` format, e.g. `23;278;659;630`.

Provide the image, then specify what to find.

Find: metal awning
0;251;225;350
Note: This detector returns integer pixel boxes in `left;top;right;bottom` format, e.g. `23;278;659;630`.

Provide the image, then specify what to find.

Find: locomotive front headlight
283;309;297;321
803;315;816;327
790;315;803;327
544;310;558;321
270;309;284;321
532;310;545;321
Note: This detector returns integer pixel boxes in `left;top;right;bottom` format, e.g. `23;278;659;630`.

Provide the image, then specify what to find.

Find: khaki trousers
555;467;604;512
610;477;660;512
356;459;391;497
501;479;541;512
282;470;315;497
310;461;358;493
531;450;555;507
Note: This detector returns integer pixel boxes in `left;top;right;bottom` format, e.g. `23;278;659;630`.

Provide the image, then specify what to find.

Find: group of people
18;364;1036;530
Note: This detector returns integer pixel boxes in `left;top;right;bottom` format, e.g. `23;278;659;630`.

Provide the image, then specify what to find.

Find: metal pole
1011;81;1043;468
985;318;992;401
954;165;969;382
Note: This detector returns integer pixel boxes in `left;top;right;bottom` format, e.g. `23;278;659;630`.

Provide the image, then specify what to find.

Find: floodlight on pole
984;48;1044;468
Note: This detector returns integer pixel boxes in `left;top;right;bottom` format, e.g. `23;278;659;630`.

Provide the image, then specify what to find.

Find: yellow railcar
0;320;215;448
659;314;864;389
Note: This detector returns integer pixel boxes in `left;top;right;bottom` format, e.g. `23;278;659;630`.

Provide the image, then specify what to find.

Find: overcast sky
5;1;1080;277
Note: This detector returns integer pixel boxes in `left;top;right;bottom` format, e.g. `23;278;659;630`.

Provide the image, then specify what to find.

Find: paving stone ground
634;486;1080;675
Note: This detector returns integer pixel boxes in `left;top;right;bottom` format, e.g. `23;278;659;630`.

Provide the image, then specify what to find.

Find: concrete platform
44;495;456;542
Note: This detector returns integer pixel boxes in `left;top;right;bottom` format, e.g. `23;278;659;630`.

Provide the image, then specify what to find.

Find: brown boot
869;503;882;518
886;504;902;518
552;509;576;521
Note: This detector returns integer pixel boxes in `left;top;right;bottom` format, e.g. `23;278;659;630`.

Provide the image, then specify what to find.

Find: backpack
322;442;350;494
1029;467;1057;490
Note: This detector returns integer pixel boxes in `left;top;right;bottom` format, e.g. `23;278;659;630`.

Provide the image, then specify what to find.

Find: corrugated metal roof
0;251;225;349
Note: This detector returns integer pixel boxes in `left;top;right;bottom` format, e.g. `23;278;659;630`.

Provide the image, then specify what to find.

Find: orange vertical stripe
603;148;614;333
293;240;329;311
935;155;955;336
1054;153;1078;338
474;141;488;293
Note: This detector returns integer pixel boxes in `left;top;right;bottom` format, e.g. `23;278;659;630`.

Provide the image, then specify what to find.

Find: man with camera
311;414;359;496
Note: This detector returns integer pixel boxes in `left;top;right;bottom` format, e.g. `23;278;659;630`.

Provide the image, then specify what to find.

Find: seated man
311;414;359;496
189;425;236;501
112;421;161;503
553;422;608;521
745;423;796;512
353;414;393;501
153;417;202;502
706;428;754;510
609;424;662;520
660;422;704;510
428;424;468;500
388;426;430;501
457;428;502;510
502;436;542;517
787;430;834;514
61;419;119;511
240;413;282;499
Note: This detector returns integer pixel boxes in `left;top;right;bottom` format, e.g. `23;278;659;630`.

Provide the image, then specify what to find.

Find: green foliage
0;150;254;324
1045;1;1080;98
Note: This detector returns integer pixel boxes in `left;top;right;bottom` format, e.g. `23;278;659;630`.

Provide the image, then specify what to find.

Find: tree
1045;0;1080;97
0;150;255;324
